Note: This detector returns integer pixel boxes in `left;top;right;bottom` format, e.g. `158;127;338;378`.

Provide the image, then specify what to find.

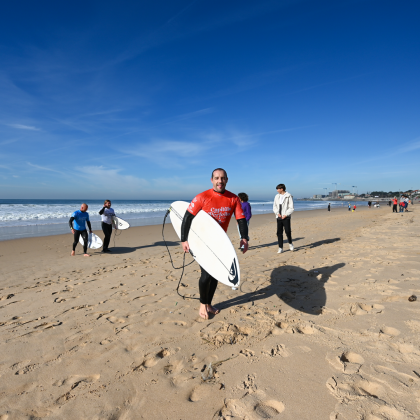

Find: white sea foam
0;200;358;228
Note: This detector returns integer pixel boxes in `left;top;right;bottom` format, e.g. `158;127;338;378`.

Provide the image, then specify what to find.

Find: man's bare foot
207;305;220;315
83;253;91;257
71;251;75;256
199;303;208;319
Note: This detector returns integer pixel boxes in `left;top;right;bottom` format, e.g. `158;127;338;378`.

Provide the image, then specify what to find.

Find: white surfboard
79;232;103;249
169;201;240;288
112;216;130;230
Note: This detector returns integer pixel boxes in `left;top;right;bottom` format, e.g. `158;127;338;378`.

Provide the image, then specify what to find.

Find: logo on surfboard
228;259;239;285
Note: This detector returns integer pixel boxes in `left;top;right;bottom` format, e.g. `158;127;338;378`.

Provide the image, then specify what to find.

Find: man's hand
240;239;248;254
89;230;93;234
71;228;74;234
281;215;287;219
182;241;190;253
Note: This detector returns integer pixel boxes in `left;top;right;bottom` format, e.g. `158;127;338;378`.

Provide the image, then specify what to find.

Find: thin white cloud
127;139;213;168
27;162;65;174
77;166;149;189
8;123;40;131
398;139;420;153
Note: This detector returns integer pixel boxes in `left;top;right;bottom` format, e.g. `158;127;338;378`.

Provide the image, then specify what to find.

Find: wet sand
1;206;419;419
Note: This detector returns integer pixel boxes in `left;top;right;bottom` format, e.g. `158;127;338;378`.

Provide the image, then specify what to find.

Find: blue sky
0;0;419;199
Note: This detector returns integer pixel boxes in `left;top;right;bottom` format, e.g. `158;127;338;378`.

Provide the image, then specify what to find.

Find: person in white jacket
273;183;294;253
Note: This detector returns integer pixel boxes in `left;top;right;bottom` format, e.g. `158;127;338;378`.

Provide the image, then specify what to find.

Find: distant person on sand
348;203;351;211
99;200;116;253
353;204;357;211
368;201;372;208
237;193;251;241
69;203;92;257
399;198;404;213
392;197;398;213
273;183;295;253
404;196;409;212
328;203;331;212
180;168;248;320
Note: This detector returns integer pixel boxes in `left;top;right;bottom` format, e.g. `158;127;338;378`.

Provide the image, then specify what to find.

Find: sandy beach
1;205;419;420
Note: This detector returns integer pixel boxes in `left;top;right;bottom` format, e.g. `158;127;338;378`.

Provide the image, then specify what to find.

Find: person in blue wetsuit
69;203;92;257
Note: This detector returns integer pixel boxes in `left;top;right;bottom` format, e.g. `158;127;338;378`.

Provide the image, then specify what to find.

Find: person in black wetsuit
180;168;248;320
99;200;116;253
69;203;92;257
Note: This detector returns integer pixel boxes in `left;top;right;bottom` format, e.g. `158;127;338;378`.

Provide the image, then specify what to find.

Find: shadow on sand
219;263;345;315
99;240;180;255
248;237;304;251
298;237;341;250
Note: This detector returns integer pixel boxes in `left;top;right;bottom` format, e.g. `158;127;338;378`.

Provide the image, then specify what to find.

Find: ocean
0;199;364;241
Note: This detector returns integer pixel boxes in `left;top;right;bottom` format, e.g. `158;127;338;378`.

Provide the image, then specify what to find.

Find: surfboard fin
228;259;239;285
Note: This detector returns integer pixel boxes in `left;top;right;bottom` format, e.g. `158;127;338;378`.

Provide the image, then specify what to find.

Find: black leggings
102;222;113;250
199;267;218;305
73;229;88;253
393;204;397;213
277;217;292;248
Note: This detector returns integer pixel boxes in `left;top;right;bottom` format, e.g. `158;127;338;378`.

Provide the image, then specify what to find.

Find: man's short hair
81;202;88;207
276;184;286;191
212;168;228;178
238;192;249;202
104;199;111;205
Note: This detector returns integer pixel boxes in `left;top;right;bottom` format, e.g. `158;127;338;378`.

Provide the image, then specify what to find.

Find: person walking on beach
273;183;294;253
368;201;372;208
353;204;357;212
348;203;351;211
99;200;116;253
69;203;92;257
237;193;251;241
328;203;331;212
392;197;398;213
180;168;248;320
404;196;409;212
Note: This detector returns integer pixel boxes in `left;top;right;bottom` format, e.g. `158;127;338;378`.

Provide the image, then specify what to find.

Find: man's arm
69;217;75;230
285;195;294;217
237;218;249;254
273;196;279;216
181;211;195;252
87;221;92;232
237;218;248;240
99;207;105;215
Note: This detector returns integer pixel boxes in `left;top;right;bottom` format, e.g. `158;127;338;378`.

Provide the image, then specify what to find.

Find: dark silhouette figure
219;263;345;315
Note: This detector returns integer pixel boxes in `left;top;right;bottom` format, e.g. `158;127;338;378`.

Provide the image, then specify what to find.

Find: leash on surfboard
162;209;198;300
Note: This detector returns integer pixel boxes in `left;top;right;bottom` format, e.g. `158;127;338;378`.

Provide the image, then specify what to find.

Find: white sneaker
289;244;294;251
277;248;283;253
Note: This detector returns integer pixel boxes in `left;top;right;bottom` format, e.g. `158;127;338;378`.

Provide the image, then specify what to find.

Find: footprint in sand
53;374;100;388
189;383;213;402
106;316;126;324
326;351;365;374
143;348;170;368
214;388;284;419
380;326;400;337
264;344;291;358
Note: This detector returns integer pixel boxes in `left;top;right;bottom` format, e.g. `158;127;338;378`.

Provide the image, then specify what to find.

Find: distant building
329;189;349;198
313;194;323;199
344;195;355;199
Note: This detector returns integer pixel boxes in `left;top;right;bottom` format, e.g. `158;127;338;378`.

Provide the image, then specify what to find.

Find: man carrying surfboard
181;168;249;319
69;203;92;257
99;199;116;253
